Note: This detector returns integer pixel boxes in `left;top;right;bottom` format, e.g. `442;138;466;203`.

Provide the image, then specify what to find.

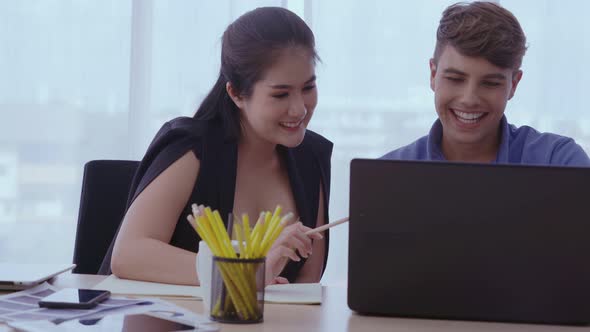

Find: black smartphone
38;288;111;309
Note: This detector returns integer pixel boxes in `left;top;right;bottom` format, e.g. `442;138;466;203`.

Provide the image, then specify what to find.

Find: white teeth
280;121;301;128
451;109;484;124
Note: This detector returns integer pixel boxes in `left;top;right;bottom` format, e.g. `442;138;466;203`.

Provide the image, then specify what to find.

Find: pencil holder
209;256;265;323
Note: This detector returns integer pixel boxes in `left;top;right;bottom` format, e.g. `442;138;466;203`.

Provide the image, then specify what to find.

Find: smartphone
38;288;111;309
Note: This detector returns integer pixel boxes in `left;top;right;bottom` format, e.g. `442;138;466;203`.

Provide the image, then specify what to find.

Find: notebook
93;275;322;304
0;263;76;290
348;159;590;325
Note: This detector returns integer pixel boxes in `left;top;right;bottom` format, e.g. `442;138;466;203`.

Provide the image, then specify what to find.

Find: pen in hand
305;216;349;235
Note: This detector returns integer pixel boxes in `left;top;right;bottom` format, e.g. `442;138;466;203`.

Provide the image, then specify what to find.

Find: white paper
93;276;202;298
0;282;144;323
94;275;322;304
8;297;218;332
265;283;322;304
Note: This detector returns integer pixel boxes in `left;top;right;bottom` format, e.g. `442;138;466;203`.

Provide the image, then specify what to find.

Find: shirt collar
494;115;510;163
426;119;445;161
427;115;510;163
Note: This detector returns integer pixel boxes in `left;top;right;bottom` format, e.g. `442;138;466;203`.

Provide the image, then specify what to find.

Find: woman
99;7;332;286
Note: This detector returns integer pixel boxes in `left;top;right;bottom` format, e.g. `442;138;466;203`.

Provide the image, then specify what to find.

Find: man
382;2;590;166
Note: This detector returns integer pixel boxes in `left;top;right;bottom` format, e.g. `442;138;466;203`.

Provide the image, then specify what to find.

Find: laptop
348;159;590;325
0;263;76;290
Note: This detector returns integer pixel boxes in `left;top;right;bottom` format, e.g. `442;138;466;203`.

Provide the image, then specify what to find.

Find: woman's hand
264;221;323;285
269;276;289;285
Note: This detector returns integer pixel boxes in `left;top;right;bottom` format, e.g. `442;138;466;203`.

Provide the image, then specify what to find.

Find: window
1;1;588;284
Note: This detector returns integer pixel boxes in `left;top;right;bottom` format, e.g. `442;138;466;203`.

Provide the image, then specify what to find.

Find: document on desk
265;283;322;304
93;275;322;304
0;282;145;323
8;296;218;332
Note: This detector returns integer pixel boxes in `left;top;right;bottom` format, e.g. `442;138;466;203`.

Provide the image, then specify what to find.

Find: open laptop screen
348;159;590;325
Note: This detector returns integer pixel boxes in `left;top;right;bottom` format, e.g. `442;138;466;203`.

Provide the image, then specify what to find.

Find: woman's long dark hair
194;7;318;139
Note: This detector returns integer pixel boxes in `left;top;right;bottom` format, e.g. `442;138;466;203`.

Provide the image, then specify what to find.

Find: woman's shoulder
147;117;217;156
128;117;209;203
138;117;208;182
153;116;209;141
297;129;333;158
288;129;332;190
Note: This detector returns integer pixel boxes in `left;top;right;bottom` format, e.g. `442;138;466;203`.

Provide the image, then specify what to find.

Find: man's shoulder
380;136;429;160
511;124;569;144
510;124;577;152
509;124;590;166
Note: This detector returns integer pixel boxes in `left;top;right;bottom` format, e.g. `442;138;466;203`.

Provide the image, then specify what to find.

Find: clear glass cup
209;256;265;323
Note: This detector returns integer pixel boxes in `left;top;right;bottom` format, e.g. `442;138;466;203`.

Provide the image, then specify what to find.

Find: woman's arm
111;151;202;285
295;182;327;283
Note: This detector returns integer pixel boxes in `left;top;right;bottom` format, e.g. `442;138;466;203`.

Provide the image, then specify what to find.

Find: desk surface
2;273;589;332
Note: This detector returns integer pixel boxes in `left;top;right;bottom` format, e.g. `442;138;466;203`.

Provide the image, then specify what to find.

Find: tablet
0;263;76;290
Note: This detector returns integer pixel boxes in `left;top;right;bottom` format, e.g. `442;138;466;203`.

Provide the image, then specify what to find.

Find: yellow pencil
242;214;252;258
189;204;296;320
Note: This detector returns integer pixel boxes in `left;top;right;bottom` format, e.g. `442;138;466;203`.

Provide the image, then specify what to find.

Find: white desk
2;273;589;332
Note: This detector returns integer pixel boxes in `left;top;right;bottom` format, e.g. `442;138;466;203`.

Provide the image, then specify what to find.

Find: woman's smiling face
234;46;317;148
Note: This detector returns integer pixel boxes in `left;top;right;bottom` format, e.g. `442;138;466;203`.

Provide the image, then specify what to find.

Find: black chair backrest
72;160;139;274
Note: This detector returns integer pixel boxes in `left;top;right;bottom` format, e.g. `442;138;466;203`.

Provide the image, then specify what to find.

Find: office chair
72;160;139;274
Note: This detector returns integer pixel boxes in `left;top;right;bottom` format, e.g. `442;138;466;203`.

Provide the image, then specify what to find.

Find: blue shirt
381;116;590;166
